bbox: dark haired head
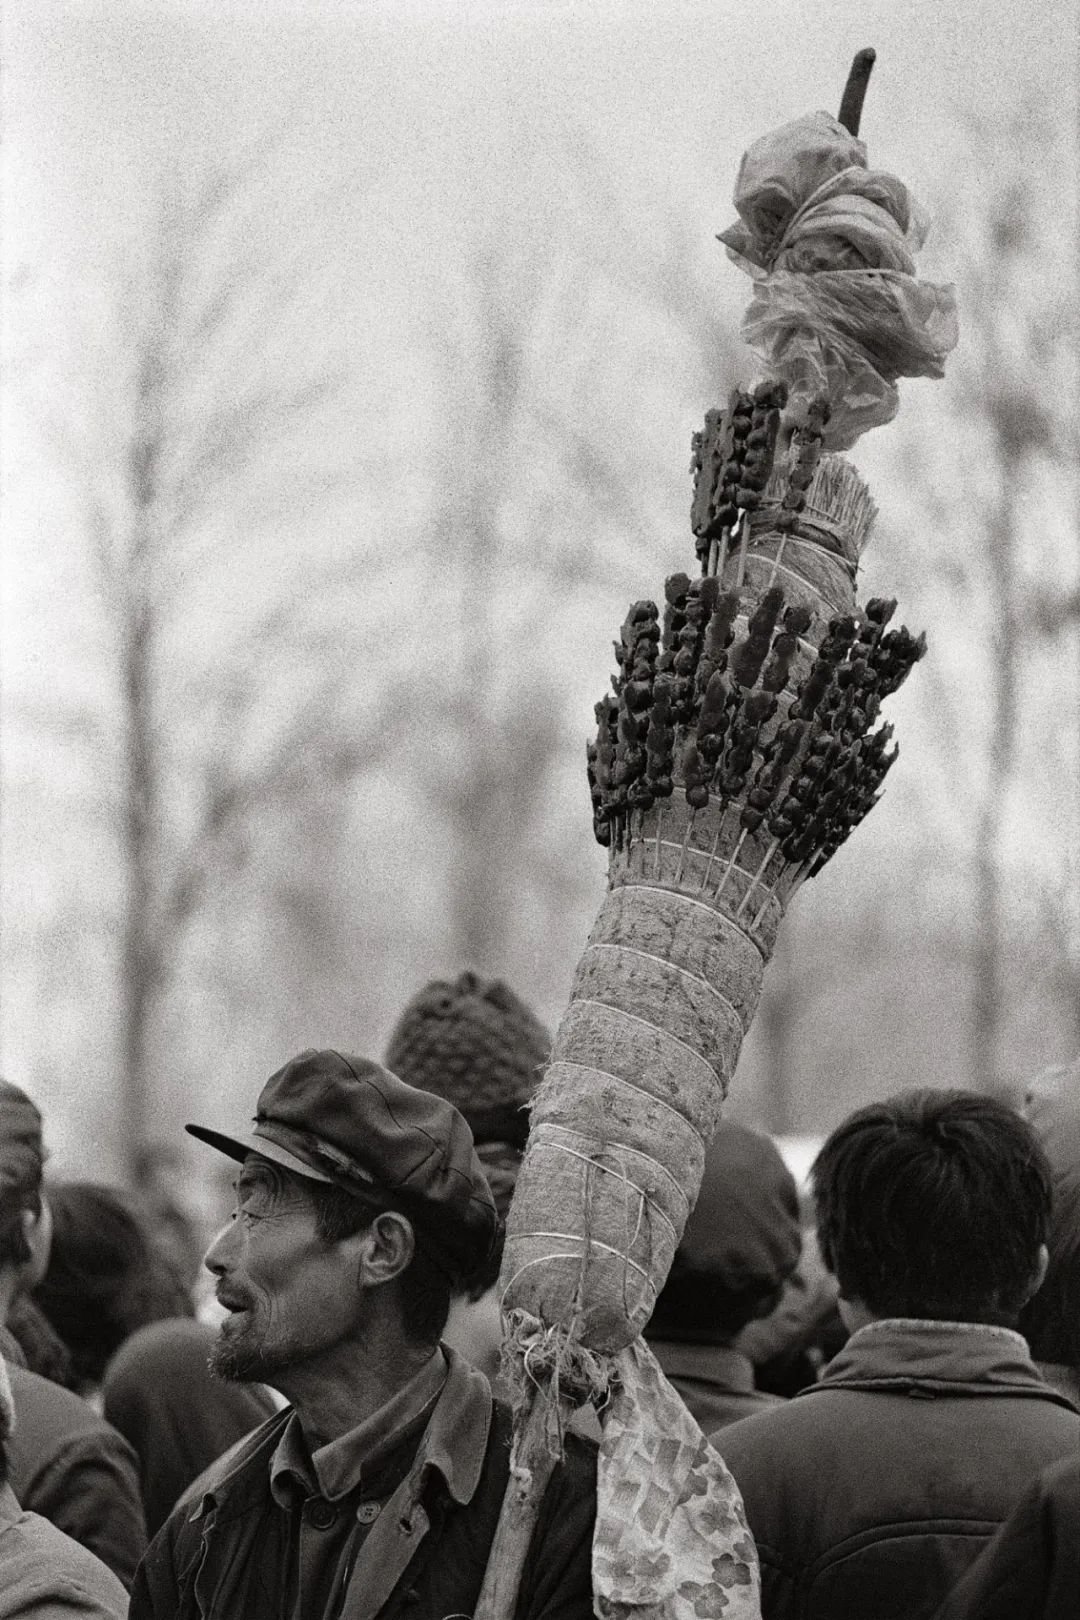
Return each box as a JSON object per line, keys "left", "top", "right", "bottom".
{"left": 33, "top": 1183, "right": 192, "bottom": 1391}
{"left": 1018, "top": 1170, "right": 1080, "bottom": 1366}
{"left": 812, "top": 1089, "right": 1052, "bottom": 1327}
{"left": 306, "top": 1180, "right": 453, "bottom": 1347}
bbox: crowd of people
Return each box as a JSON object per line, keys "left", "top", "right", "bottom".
{"left": 0, "top": 972, "right": 1077, "bottom": 1618}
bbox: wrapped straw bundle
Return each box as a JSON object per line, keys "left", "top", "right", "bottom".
{"left": 479, "top": 53, "right": 957, "bottom": 1620}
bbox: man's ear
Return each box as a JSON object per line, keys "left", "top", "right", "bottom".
{"left": 351, "top": 1212, "right": 416, "bottom": 1290}
{"left": 1023, "top": 1243, "right": 1050, "bottom": 1307}
{"left": 20, "top": 1198, "right": 52, "bottom": 1291}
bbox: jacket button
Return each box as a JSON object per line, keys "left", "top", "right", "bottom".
{"left": 356, "top": 1502, "right": 380, "bottom": 1525}
{"left": 306, "top": 1498, "right": 338, "bottom": 1530}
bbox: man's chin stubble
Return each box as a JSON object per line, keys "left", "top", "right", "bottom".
{"left": 210, "top": 1330, "right": 272, "bottom": 1384}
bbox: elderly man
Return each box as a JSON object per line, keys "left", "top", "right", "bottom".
{"left": 130, "top": 1049, "right": 596, "bottom": 1620}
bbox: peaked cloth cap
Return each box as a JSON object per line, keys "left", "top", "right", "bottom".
{"left": 186, "top": 1049, "right": 498, "bottom": 1281}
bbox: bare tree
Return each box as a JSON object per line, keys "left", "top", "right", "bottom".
{"left": 22, "top": 151, "right": 401, "bottom": 1176}
{"left": 889, "top": 122, "right": 1079, "bottom": 1097}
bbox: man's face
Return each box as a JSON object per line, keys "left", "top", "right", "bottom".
{"left": 205, "top": 1155, "right": 363, "bottom": 1383}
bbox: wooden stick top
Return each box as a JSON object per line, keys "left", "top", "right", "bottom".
{"left": 838, "top": 48, "right": 876, "bottom": 136}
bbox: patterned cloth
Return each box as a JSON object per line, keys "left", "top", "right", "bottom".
{"left": 592, "top": 1339, "right": 761, "bottom": 1620}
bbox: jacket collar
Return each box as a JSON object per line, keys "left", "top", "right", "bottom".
{"left": 269, "top": 1348, "right": 448, "bottom": 1505}
{"left": 648, "top": 1339, "right": 757, "bottom": 1394}
{"left": 410, "top": 1345, "right": 492, "bottom": 1506}
{"left": 805, "top": 1317, "right": 1080, "bottom": 1409}
{"left": 192, "top": 1344, "right": 491, "bottom": 1526}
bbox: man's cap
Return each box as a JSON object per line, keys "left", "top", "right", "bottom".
{"left": 186, "top": 1049, "right": 498, "bottom": 1281}
{"left": 0, "top": 1081, "right": 44, "bottom": 1194}
{"left": 384, "top": 971, "right": 550, "bottom": 1152}
{"left": 678, "top": 1120, "right": 802, "bottom": 1289}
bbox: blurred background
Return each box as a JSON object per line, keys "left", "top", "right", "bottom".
{"left": 2, "top": 0, "right": 1077, "bottom": 1239}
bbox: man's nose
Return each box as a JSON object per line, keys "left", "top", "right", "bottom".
{"left": 204, "top": 1216, "right": 241, "bottom": 1276}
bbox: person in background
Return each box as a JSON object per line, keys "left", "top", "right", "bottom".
{"left": 713, "top": 1089, "right": 1080, "bottom": 1620}
{"left": 736, "top": 1226, "right": 845, "bottom": 1397}
{"left": 34, "top": 1182, "right": 192, "bottom": 1404}
{"left": 1022, "top": 1055, "right": 1080, "bottom": 1180}
{"left": 4, "top": 1296, "right": 75, "bottom": 1391}
{"left": 643, "top": 1119, "right": 802, "bottom": 1431}
{"left": 131, "top": 1049, "right": 596, "bottom": 1620}
{"left": 384, "top": 970, "right": 550, "bottom": 1388}
{"left": 0, "top": 1355, "right": 127, "bottom": 1620}
{"left": 931, "top": 1453, "right": 1080, "bottom": 1620}
{"left": 131, "top": 1142, "right": 206, "bottom": 1299}
{"left": 0, "top": 1081, "right": 146, "bottom": 1589}
{"left": 1017, "top": 1168, "right": 1080, "bottom": 1407}
{"left": 103, "top": 1316, "right": 277, "bottom": 1538}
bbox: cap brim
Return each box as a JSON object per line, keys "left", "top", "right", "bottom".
{"left": 185, "top": 1123, "right": 335, "bottom": 1184}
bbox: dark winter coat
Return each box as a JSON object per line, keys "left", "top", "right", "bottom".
{"left": 933, "top": 1454, "right": 1080, "bottom": 1620}
{"left": 0, "top": 1482, "right": 128, "bottom": 1619}
{"left": 649, "top": 1340, "right": 783, "bottom": 1432}
{"left": 130, "top": 1350, "right": 597, "bottom": 1620}
{"left": 6, "top": 1362, "right": 147, "bottom": 1590}
{"left": 103, "top": 1317, "right": 277, "bottom": 1537}
{"left": 713, "top": 1318, "right": 1080, "bottom": 1620}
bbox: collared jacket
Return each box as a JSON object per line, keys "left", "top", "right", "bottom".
{"left": 0, "top": 1482, "right": 128, "bottom": 1619}
{"left": 648, "top": 1339, "right": 783, "bottom": 1432}
{"left": 130, "top": 1350, "right": 597, "bottom": 1620}
{"left": 5, "top": 1363, "right": 146, "bottom": 1590}
{"left": 713, "top": 1319, "right": 1080, "bottom": 1620}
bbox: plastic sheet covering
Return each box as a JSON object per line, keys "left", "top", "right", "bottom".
{"left": 718, "top": 112, "right": 958, "bottom": 450}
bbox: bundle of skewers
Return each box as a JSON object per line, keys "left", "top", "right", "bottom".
{"left": 478, "top": 49, "right": 957, "bottom": 1620}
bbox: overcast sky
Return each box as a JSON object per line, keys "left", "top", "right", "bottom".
{"left": 2, "top": 0, "right": 1077, "bottom": 1170}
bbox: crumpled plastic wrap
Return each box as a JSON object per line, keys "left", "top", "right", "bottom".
{"left": 718, "top": 111, "right": 958, "bottom": 450}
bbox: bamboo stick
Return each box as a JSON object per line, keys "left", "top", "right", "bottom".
{"left": 474, "top": 1387, "right": 565, "bottom": 1620}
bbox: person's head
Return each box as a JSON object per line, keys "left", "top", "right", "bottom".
{"left": 384, "top": 970, "right": 550, "bottom": 1231}
{"left": 189, "top": 1049, "right": 497, "bottom": 1387}
{"left": 1018, "top": 1169, "right": 1080, "bottom": 1369}
{"left": 0, "top": 1080, "right": 51, "bottom": 1304}
{"left": 33, "top": 1182, "right": 192, "bottom": 1393}
{"left": 646, "top": 1120, "right": 802, "bottom": 1346}
{"left": 812, "top": 1088, "right": 1052, "bottom": 1330}
{"left": 1022, "top": 1056, "right": 1080, "bottom": 1181}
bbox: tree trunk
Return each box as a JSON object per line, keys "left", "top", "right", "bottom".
{"left": 970, "top": 475, "right": 1021, "bottom": 1100}
{"left": 120, "top": 604, "right": 160, "bottom": 1183}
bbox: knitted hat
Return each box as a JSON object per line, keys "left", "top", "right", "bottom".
{"left": 384, "top": 972, "right": 550, "bottom": 1152}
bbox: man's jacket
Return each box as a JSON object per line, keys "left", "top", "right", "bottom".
{"left": 130, "top": 1351, "right": 597, "bottom": 1620}
{"left": 713, "top": 1319, "right": 1080, "bottom": 1620}
{"left": 933, "top": 1454, "right": 1080, "bottom": 1620}
{"left": 0, "top": 1482, "right": 128, "bottom": 1620}
{"left": 6, "top": 1363, "right": 146, "bottom": 1590}
{"left": 648, "top": 1338, "right": 783, "bottom": 1432}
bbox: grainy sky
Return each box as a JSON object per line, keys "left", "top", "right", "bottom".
{"left": 2, "top": 0, "right": 1077, "bottom": 1173}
